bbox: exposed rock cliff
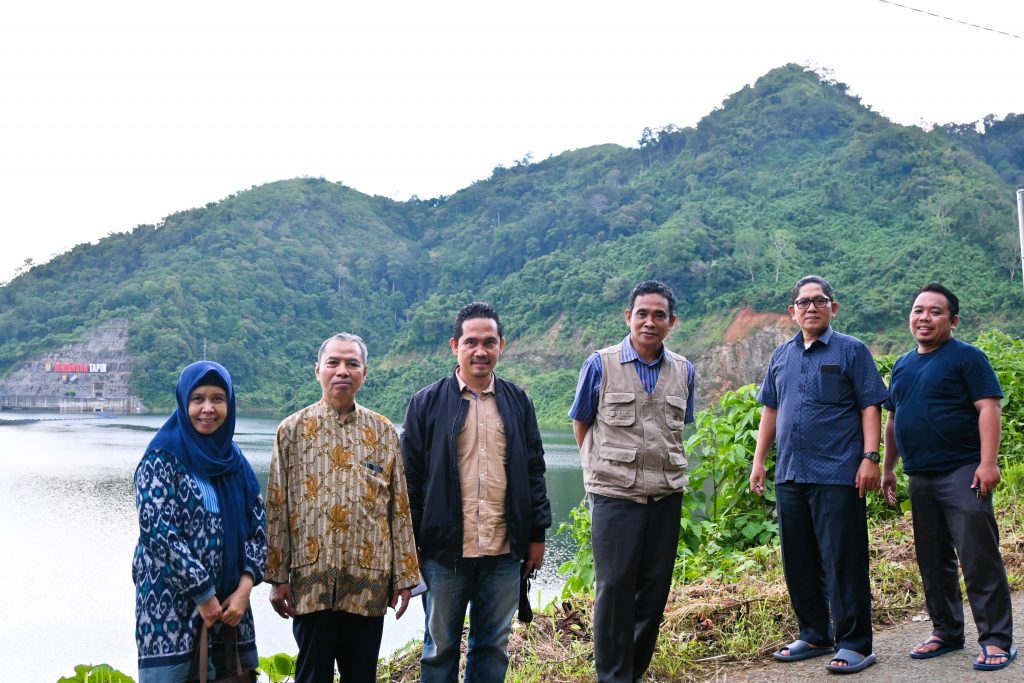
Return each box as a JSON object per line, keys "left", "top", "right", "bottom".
{"left": 692, "top": 309, "right": 793, "bottom": 406}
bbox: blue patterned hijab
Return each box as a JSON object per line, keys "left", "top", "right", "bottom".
{"left": 147, "top": 360, "right": 259, "bottom": 599}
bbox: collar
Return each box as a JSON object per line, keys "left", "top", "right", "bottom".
{"left": 619, "top": 334, "right": 664, "bottom": 367}
{"left": 792, "top": 325, "right": 834, "bottom": 348}
{"left": 456, "top": 369, "right": 496, "bottom": 397}
{"left": 319, "top": 397, "right": 360, "bottom": 423}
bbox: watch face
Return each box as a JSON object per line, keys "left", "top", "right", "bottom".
{"left": 864, "top": 451, "right": 880, "bottom": 462}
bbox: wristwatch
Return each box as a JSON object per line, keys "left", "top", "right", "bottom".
{"left": 862, "top": 451, "right": 881, "bottom": 463}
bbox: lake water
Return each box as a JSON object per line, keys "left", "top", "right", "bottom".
{"left": 0, "top": 412, "right": 585, "bottom": 682}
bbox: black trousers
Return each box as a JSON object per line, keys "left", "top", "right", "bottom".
{"left": 776, "top": 483, "right": 872, "bottom": 655}
{"left": 292, "top": 609, "right": 385, "bottom": 683}
{"left": 590, "top": 492, "right": 683, "bottom": 683}
{"left": 909, "top": 462, "right": 1013, "bottom": 650}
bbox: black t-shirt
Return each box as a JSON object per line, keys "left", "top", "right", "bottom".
{"left": 885, "top": 338, "right": 1002, "bottom": 474}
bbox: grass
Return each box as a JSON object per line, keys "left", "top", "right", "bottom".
{"left": 374, "top": 498, "right": 1024, "bottom": 682}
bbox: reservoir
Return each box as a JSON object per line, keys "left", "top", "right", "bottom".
{"left": 0, "top": 413, "right": 585, "bottom": 682}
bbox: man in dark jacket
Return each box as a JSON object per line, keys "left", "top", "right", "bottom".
{"left": 401, "top": 301, "right": 551, "bottom": 683}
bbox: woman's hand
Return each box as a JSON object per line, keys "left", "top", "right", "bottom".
{"left": 220, "top": 574, "right": 255, "bottom": 627}
{"left": 197, "top": 596, "right": 223, "bottom": 627}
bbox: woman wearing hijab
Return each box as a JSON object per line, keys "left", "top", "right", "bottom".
{"left": 133, "top": 361, "right": 267, "bottom": 682}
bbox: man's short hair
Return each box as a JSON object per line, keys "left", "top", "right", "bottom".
{"left": 790, "top": 275, "right": 835, "bottom": 303}
{"left": 317, "top": 332, "right": 368, "bottom": 365}
{"left": 629, "top": 280, "right": 677, "bottom": 316}
{"left": 917, "top": 283, "right": 960, "bottom": 318}
{"left": 453, "top": 302, "right": 504, "bottom": 341}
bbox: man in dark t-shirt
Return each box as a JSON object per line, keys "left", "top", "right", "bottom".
{"left": 882, "top": 283, "right": 1015, "bottom": 672}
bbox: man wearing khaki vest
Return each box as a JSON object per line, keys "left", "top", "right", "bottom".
{"left": 569, "top": 280, "right": 695, "bottom": 683}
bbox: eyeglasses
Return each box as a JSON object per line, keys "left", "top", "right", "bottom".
{"left": 793, "top": 297, "right": 832, "bottom": 310}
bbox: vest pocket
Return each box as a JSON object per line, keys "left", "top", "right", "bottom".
{"left": 663, "top": 450, "right": 688, "bottom": 488}
{"left": 592, "top": 444, "right": 638, "bottom": 487}
{"left": 600, "top": 392, "right": 636, "bottom": 426}
{"left": 665, "top": 395, "right": 687, "bottom": 429}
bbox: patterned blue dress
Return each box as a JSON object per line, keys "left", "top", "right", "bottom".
{"left": 133, "top": 448, "right": 267, "bottom": 675}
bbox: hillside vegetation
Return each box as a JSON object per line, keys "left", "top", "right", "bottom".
{"left": 1, "top": 64, "right": 1022, "bottom": 421}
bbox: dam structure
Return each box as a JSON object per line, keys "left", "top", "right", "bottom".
{"left": 0, "top": 318, "right": 145, "bottom": 413}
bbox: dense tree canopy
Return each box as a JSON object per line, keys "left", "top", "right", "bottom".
{"left": 1, "top": 64, "right": 1021, "bottom": 422}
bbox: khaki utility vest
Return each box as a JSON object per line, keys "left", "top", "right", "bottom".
{"left": 580, "top": 343, "right": 689, "bottom": 503}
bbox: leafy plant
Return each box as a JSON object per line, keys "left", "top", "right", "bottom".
{"left": 57, "top": 664, "right": 135, "bottom": 683}
{"left": 258, "top": 652, "right": 297, "bottom": 682}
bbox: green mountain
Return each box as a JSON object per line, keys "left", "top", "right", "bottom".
{"left": 2, "top": 64, "right": 1022, "bottom": 423}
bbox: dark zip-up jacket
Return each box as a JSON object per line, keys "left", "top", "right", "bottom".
{"left": 400, "top": 370, "right": 551, "bottom": 563}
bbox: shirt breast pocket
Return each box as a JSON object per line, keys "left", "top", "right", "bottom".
{"left": 820, "top": 364, "right": 842, "bottom": 404}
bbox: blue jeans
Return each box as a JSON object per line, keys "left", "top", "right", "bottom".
{"left": 420, "top": 554, "right": 520, "bottom": 683}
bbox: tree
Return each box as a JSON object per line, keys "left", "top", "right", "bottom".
{"left": 733, "top": 229, "right": 765, "bottom": 283}
{"left": 768, "top": 230, "right": 792, "bottom": 283}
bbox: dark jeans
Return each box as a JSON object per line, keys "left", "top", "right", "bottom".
{"left": 292, "top": 609, "right": 385, "bottom": 683}
{"left": 591, "top": 492, "right": 682, "bottom": 683}
{"left": 776, "top": 483, "right": 872, "bottom": 655}
{"left": 909, "top": 462, "right": 1013, "bottom": 649}
{"left": 420, "top": 554, "right": 521, "bottom": 683}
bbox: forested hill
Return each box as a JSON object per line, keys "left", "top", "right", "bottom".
{"left": 1, "top": 64, "right": 1022, "bottom": 422}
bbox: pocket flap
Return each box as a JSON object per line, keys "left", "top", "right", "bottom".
{"left": 605, "top": 392, "right": 635, "bottom": 404}
{"left": 601, "top": 445, "right": 637, "bottom": 463}
{"left": 666, "top": 395, "right": 686, "bottom": 410}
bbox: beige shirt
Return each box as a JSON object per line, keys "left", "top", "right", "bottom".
{"left": 265, "top": 399, "right": 420, "bottom": 617}
{"left": 456, "top": 373, "right": 510, "bottom": 557}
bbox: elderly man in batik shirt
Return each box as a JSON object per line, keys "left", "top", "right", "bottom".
{"left": 267, "top": 333, "right": 420, "bottom": 683}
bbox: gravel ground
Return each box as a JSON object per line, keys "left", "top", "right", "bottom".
{"left": 715, "top": 591, "right": 1023, "bottom": 682}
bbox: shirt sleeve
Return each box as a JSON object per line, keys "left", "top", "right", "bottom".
{"left": 264, "top": 424, "right": 291, "bottom": 584}
{"left": 135, "top": 450, "right": 215, "bottom": 604}
{"left": 243, "top": 485, "right": 268, "bottom": 585}
{"left": 568, "top": 352, "right": 603, "bottom": 424}
{"left": 851, "top": 342, "right": 889, "bottom": 408}
{"left": 385, "top": 425, "right": 421, "bottom": 591}
{"left": 756, "top": 348, "right": 781, "bottom": 409}
{"left": 963, "top": 345, "right": 1003, "bottom": 401}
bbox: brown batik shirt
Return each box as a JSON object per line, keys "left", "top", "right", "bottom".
{"left": 266, "top": 399, "right": 420, "bottom": 617}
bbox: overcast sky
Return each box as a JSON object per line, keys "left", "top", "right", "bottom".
{"left": 1, "top": 0, "right": 1021, "bottom": 283}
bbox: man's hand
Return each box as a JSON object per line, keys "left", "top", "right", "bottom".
{"left": 749, "top": 463, "right": 766, "bottom": 496}
{"left": 390, "top": 588, "right": 412, "bottom": 619}
{"left": 197, "top": 596, "right": 223, "bottom": 627}
{"left": 522, "top": 541, "right": 544, "bottom": 578}
{"left": 972, "top": 462, "right": 1001, "bottom": 498}
{"left": 270, "top": 583, "right": 297, "bottom": 619}
{"left": 855, "top": 459, "right": 881, "bottom": 498}
{"left": 881, "top": 471, "right": 899, "bottom": 507}
{"left": 220, "top": 574, "right": 254, "bottom": 627}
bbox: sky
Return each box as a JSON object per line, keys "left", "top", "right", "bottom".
{"left": 1, "top": 0, "right": 1022, "bottom": 283}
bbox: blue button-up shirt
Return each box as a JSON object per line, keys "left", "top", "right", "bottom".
{"left": 569, "top": 335, "right": 696, "bottom": 426}
{"left": 756, "top": 327, "right": 887, "bottom": 486}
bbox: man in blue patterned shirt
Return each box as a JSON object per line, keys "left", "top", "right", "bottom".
{"left": 749, "top": 275, "right": 888, "bottom": 674}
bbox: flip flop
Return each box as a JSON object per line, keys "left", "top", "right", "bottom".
{"left": 909, "top": 636, "right": 964, "bottom": 659}
{"left": 773, "top": 639, "right": 834, "bottom": 661}
{"left": 825, "top": 648, "right": 877, "bottom": 674}
{"left": 973, "top": 644, "right": 1017, "bottom": 671}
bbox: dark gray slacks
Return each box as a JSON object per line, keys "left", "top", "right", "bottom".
{"left": 776, "top": 483, "right": 873, "bottom": 655}
{"left": 909, "top": 462, "right": 1013, "bottom": 650}
{"left": 590, "top": 492, "right": 683, "bottom": 683}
